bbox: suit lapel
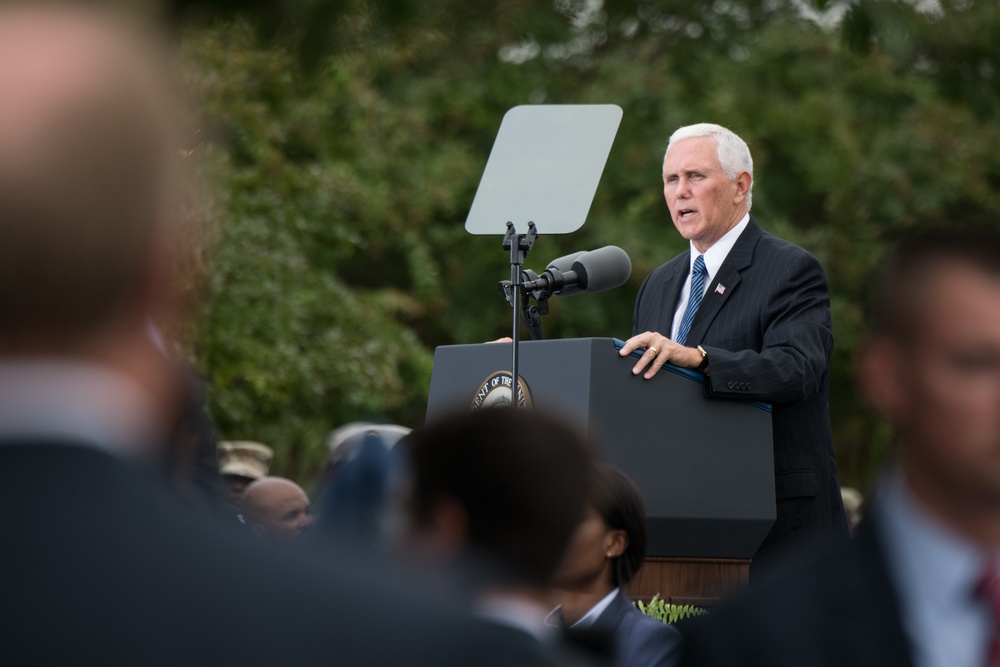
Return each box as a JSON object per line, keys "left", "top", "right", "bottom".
{"left": 684, "top": 218, "right": 763, "bottom": 345}
{"left": 591, "top": 589, "right": 629, "bottom": 633}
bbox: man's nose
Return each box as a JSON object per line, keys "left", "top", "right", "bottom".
{"left": 675, "top": 176, "right": 692, "bottom": 197}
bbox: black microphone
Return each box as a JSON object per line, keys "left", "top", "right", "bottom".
{"left": 524, "top": 245, "right": 632, "bottom": 298}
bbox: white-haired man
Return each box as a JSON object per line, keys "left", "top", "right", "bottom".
{"left": 619, "top": 124, "right": 847, "bottom": 572}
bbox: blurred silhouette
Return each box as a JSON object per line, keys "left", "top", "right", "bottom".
{"left": 840, "top": 487, "right": 865, "bottom": 536}
{"left": 0, "top": 5, "right": 527, "bottom": 665}
{"left": 681, "top": 227, "right": 1000, "bottom": 667}
{"left": 400, "top": 408, "right": 610, "bottom": 666}
{"left": 310, "top": 422, "right": 410, "bottom": 542}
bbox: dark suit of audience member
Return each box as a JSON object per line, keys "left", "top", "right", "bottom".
{"left": 0, "top": 8, "right": 522, "bottom": 665}
{"left": 679, "top": 515, "right": 912, "bottom": 667}
{"left": 598, "top": 590, "right": 684, "bottom": 667}
{"left": 680, "top": 229, "right": 1000, "bottom": 667}
{"left": 0, "top": 432, "right": 525, "bottom": 666}
{"left": 621, "top": 124, "right": 846, "bottom": 571}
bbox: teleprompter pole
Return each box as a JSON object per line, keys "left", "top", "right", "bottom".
{"left": 502, "top": 221, "right": 536, "bottom": 407}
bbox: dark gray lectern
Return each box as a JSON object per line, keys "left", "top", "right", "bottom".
{"left": 426, "top": 337, "right": 775, "bottom": 560}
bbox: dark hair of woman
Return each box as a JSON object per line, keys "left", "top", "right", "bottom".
{"left": 590, "top": 462, "right": 647, "bottom": 587}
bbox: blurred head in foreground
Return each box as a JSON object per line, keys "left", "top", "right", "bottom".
{"left": 242, "top": 477, "right": 312, "bottom": 541}
{"left": 859, "top": 227, "right": 1000, "bottom": 545}
{"left": 402, "top": 408, "right": 595, "bottom": 594}
{"left": 0, "top": 2, "right": 191, "bottom": 420}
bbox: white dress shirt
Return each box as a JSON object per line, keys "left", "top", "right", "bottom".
{"left": 569, "top": 587, "right": 620, "bottom": 629}
{"left": 875, "top": 469, "right": 995, "bottom": 667}
{"left": 670, "top": 213, "right": 750, "bottom": 341}
{"left": 0, "top": 359, "right": 164, "bottom": 457}
{"left": 478, "top": 592, "right": 558, "bottom": 644}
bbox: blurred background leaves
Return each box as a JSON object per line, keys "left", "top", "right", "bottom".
{"left": 163, "top": 0, "right": 1000, "bottom": 486}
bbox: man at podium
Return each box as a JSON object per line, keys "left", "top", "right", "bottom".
{"left": 619, "top": 123, "right": 847, "bottom": 571}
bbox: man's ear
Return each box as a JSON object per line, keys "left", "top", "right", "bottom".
{"left": 857, "top": 337, "right": 907, "bottom": 421}
{"left": 733, "top": 171, "right": 751, "bottom": 204}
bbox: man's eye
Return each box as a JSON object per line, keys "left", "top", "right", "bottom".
{"left": 950, "top": 352, "right": 1000, "bottom": 374}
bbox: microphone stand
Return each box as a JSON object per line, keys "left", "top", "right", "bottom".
{"left": 501, "top": 221, "right": 536, "bottom": 408}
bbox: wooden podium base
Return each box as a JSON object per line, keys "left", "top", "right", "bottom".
{"left": 626, "top": 557, "right": 750, "bottom": 608}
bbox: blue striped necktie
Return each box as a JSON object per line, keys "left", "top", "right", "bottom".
{"left": 676, "top": 254, "right": 707, "bottom": 346}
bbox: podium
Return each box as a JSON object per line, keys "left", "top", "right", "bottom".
{"left": 426, "top": 337, "right": 775, "bottom": 605}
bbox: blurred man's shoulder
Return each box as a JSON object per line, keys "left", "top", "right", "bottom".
{"left": 679, "top": 523, "right": 910, "bottom": 667}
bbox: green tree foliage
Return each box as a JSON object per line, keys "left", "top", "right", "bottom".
{"left": 179, "top": 1, "right": 1000, "bottom": 485}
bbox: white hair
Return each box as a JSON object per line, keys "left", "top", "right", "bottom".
{"left": 667, "top": 123, "right": 754, "bottom": 210}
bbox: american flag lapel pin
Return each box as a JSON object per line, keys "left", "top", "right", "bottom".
{"left": 715, "top": 283, "right": 726, "bottom": 295}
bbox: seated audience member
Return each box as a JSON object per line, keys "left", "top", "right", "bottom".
{"left": 218, "top": 440, "right": 273, "bottom": 509}
{"left": 242, "top": 476, "right": 312, "bottom": 541}
{"left": 549, "top": 463, "right": 682, "bottom": 667}
{"left": 840, "top": 486, "right": 864, "bottom": 536}
{"left": 401, "top": 408, "right": 609, "bottom": 666}
{"left": 0, "top": 6, "right": 528, "bottom": 664}
{"left": 311, "top": 423, "right": 410, "bottom": 541}
{"left": 328, "top": 422, "right": 412, "bottom": 459}
{"left": 680, "top": 228, "right": 1000, "bottom": 667}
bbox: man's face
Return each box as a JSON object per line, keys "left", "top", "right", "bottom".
{"left": 223, "top": 475, "right": 253, "bottom": 508}
{"left": 249, "top": 483, "right": 312, "bottom": 540}
{"left": 870, "top": 264, "right": 1000, "bottom": 516}
{"left": 662, "top": 136, "right": 749, "bottom": 253}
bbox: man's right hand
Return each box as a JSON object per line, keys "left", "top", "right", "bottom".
{"left": 619, "top": 331, "right": 703, "bottom": 379}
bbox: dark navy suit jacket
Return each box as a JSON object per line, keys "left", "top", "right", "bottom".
{"left": 0, "top": 441, "right": 517, "bottom": 666}
{"left": 593, "top": 589, "right": 682, "bottom": 667}
{"left": 679, "top": 518, "right": 913, "bottom": 667}
{"left": 632, "top": 218, "right": 847, "bottom": 568}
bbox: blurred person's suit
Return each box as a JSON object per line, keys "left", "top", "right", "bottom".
{"left": 680, "top": 230, "right": 1000, "bottom": 667}
{"left": 0, "top": 402, "right": 505, "bottom": 665}
{"left": 0, "top": 6, "right": 514, "bottom": 665}
{"left": 677, "top": 514, "right": 912, "bottom": 667}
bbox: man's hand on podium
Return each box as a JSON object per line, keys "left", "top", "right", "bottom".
{"left": 619, "top": 331, "right": 704, "bottom": 380}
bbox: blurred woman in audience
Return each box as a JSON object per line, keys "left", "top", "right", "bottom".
{"left": 549, "top": 463, "right": 682, "bottom": 667}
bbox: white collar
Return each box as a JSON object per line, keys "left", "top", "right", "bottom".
{"left": 0, "top": 358, "right": 165, "bottom": 458}
{"left": 876, "top": 468, "right": 993, "bottom": 667}
{"left": 689, "top": 212, "right": 750, "bottom": 280}
{"left": 477, "top": 592, "right": 556, "bottom": 643}
{"left": 569, "top": 587, "right": 620, "bottom": 630}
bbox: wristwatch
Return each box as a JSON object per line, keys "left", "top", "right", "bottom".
{"left": 696, "top": 345, "right": 710, "bottom": 371}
